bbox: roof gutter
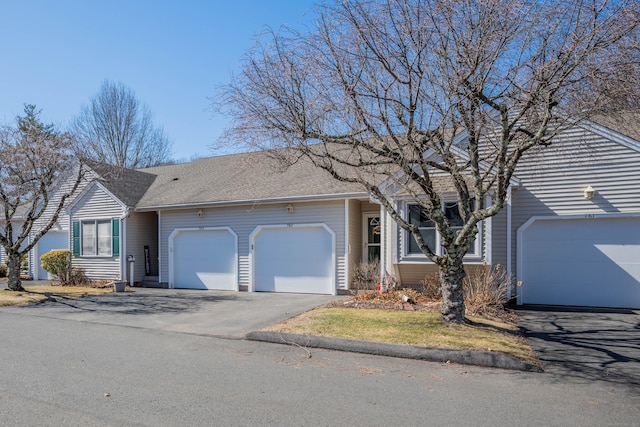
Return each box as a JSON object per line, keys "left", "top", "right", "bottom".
{"left": 132, "top": 191, "right": 370, "bottom": 212}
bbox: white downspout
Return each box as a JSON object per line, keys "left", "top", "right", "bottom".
{"left": 120, "top": 209, "right": 129, "bottom": 281}
{"left": 506, "top": 186, "right": 513, "bottom": 299}
{"left": 379, "top": 203, "right": 386, "bottom": 286}
{"left": 344, "top": 199, "right": 350, "bottom": 293}
{"left": 157, "top": 210, "right": 162, "bottom": 284}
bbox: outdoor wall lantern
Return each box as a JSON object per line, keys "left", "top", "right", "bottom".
{"left": 287, "top": 203, "right": 294, "bottom": 214}
{"left": 197, "top": 209, "right": 205, "bottom": 218}
{"left": 584, "top": 185, "right": 595, "bottom": 200}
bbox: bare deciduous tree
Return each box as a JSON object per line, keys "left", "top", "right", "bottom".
{"left": 217, "top": 0, "right": 640, "bottom": 323}
{"left": 0, "top": 105, "right": 83, "bottom": 291}
{"left": 73, "top": 81, "right": 172, "bottom": 169}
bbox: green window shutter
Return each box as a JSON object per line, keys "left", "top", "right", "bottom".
{"left": 112, "top": 219, "right": 120, "bottom": 257}
{"left": 72, "top": 221, "right": 80, "bottom": 256}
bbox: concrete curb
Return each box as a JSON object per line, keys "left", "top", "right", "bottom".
{"left": 245, "top": 331, "right": 543, "bottom": 373}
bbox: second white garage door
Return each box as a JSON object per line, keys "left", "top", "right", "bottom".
{"left": 252, "top": 224, "right": 335, "bottom": 294}
{"left": 170, "top": 228, "right": 238, "bottom": 290}
{"left": 36, "top": 231, "right": 69, "bottom": 280}
{"left": 519, "top": 216, "right": 640, "bottom": 308}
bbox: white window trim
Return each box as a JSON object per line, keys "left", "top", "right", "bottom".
{"left": 80, "top": 218, "right": 113, "bottom": 257}
{"left": 400, "top": 200, "right": 482, "bottom": 262}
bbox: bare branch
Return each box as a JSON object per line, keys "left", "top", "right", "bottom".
{"left": 72, "top": 81, "right": 173, "bottom": 168}
{"left": 0, "top": 105, "right": 85, "bottom": 291}
{"left": 215, "top": 0, "right": 640, "bottom": 322}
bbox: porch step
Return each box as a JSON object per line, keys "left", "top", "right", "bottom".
{"left": 140, "top": 276, "right": 167, "bottom": 289}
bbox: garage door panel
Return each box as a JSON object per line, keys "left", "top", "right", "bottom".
{"left": 172, "top": 229, "right": 237, "bottom": 290}
{"left": 521, "top": 217, "right": 640, "bottom": 308}
{"left": 37, "top": 232, "right": 68, "bottom": 280}
{"left": 253, "top": 226, "right": 334, "bottom": 294}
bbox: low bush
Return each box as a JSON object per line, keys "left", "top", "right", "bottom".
{"left": 418, "top": 265, "right": 512, "bottom": 318}
{"left": 40, "top": 250, "right": 72, "bottom": 282}
{"left": 63, "top": 268, "right": 88, "bottom": 287}
{"left": 352, "top": 260, "right": 380, "bottom": 291}
{"left": 463, "top": 263, "right": 512, "bottom": 317}
{"left": 0, "top": 263, "right": 7, "bottom": 278}
{"left": 419, "top": 272, "right": 441, "bottom": 299}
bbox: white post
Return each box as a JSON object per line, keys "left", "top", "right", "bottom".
{"left": 127, "top": 255, "right": 135, "bottom": 287}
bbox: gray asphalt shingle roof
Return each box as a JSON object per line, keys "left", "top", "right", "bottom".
{"left": 591, "top": 111, "right": 640, "bottom": 142}
{"left": 92, "top": 112, "right": 640, "bottom": 210}
{"left": 87, "top": 163, "right": 156, "bottom": 208}
{"left": 134, "top": 151, "right": 366, "bottom": 209}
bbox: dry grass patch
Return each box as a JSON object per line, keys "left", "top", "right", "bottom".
{"left": 264, "top": 307, "right": 538, "bottom": 365}
{"left": 0, "top": 285, "right": 113, "bottom": 306}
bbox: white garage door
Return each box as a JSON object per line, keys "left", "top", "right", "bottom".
{"left": 252, "top": 225, "right": 334, "bottom": 294}
{"left": 519, "top": 217, "right": 640, "bottom": 308}
{"left": 171, "top": 228, "right": 237, "bottom": 290}
{"left": 37, "top": 231, "right": 68, "bottom": 280}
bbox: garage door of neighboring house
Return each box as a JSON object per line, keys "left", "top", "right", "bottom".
{"left": 251, "top": 224, "right": 335, "bottom": 294}
{"left": 518, "top": 216, "right": 640, "bottom": 308}
{"left": 36, "top": 231, "right": 68, "bottom": 280}
{"left": 170, "top": 228, "right": 238, "bottom": 290}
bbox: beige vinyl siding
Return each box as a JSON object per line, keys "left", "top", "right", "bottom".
{"left": 347, "top": 199, "right": 362, "bottom": 288}
{"left": 397, "top": 264, "right": 494, "bottom": 288}
{"left": 158, "top": 199, "right": 347, "bottom": 291}
{"left": 507, "top": 127, "right": 640, "bottom": 278}
{"left": 347, "top": 201, "right": 381, "bottom": 289}
{"left": 70, "top": 184, "right": 125, "bottom": 280}
{"left": 396, "top": 264, "right": 440, "bottom": 285}
{"left": 125, "top": 211, "right": 158, "bottom": 282}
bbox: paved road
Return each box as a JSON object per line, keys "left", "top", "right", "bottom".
{"left": 0, "top": 308, "right": 638, "bottom": 426}
{"left": 518, "top": 306, "right": 640, "bottom": 386}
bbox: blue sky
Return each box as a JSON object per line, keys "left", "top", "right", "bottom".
{"left": 0, "top": 1, "right": 317, "bottom": 161}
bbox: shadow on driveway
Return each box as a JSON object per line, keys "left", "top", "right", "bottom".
{"left": 40, "top": 289, "right": 239, "bottom": 316}
{"left": 0, "top": 288, "right": 341, "bottom": 339}
{"left": 517, "top": 305, "right": 640, "bottom": 385}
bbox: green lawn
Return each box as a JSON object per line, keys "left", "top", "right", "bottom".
{"left": 263, "top": 307, "right": 538, "bottom": 365}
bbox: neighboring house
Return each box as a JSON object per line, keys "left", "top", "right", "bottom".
{"left": 30, "top": 115, "right": 640, "bottom": 309}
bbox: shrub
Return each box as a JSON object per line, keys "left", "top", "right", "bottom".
{"left": 352, "top": 260, "right": 380, "bottom": 291}
{"left": 419, "top": 272, "right": 441, "bottom": 299}
{"left": 463, "top": 263, "right": 512, "bottom": 316}
{"left": 64, "top": 267, "right": 88, "bottom": 286}
{"left": 0, "top": 263, "right": 7, "bottom": 277}
{"left": 40, "top": 250, "right": 72, "bottom": 282}
{"left": 419, "top": 264, "right": 512, "bottom": 315}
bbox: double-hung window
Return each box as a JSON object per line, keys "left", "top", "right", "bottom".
{"left": 406, "top": 201, "right": 478, "bottom": 257}
{"left": 407, "top": 205, "right": 436, "bottom": 254}
{"left": 73, "top": 219, "right": 120, "bottom": 257}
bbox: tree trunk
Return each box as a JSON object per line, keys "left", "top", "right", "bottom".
{"left": 6, "top": 252, "right": 24, "bottom": 292}
{"left": 439, "top": 258, "right": 466, "bottom": 323}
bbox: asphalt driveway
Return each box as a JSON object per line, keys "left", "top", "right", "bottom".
{"left": 517, "top": 306, "right": 640, "bottom": 385}
{"left": 0, "top": 288, "right": 343, "bottom": 338}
